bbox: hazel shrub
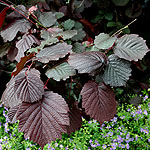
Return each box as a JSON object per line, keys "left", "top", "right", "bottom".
{"left": 0, "top": 90, "right": 150, "bottom": 150}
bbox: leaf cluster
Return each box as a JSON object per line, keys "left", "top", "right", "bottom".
{"left": 0, "top": 0, "right": 149, "bottom": 149}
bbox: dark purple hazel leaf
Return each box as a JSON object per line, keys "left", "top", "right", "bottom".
{"left": 15, "top": 34, "right": 40, "bottom": 62}
{"left": 1, "top": 77, "right": 21, "bottom": 108}
{"left": 67, "top": 103, "right": 82, "bottom": 135}
{"left": 7, "top": 105, "right": 20, "bottom": 123}
{"left": 114, "top": 34, "right": 149, "bottom": 61}
{"left": 68, "top": 51, "right": 107, "bottom": 76}
{"left": 36, "top": 43, "right": 72, "bottom": 63}
{"left": 0, "top": 19, "right": 32, "bottom": 42}
{"left": 14, "top": 68, "right": 44, "bottom": 103}
{"left": 7, "top": 5, "right": 28, "bottom": 19}
{"left": 81, "top": 80, "right": 117, "bottom": 125}
{"left": 16, "top": 91, "right": 70, "bottom": 149}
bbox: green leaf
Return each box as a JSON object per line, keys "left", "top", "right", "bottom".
{"left": 73, "top": 42, "right": 85, "bottom": 53}
{"left": 45, "top": 62, "right": 76, "bottom": 81}
{"left": 72, "top": 29, "right": 86, "bottom": 41}
{"left": 107, "top": 22, "right": 116, "bottom": 27}
{"left": 104, "top": 12, "right": 113, "bottom": 21}
{"left": 55, "top": 12, "right": 64, "bottom": 19}
{"left": 28, "top": 37, "right": 58, "bottom": 53}
{"left": 114, "top": 34, "right": 149, "bottom": 61}
{"left": 37, "top": 11, "right": 57, "bottom": 27}
{"left": 91, "top": 15, "right": 103, "bottom": 23}
{"left": 57, "top": 30, "right": 77, "bottom": 40}
{"left": 41, "top": 29, "right": 77, "bottom": 41}
{"left": 111, "top": 0, "right": 129, "bottom": 6}
{"left": 94, "top": 33, "right": 117, "bottom": 50}
{"left": 102, "top": 54, "right": 132, "bottom": 87}
{"left": 63, "top": 19, "right": 75, "bottom": 30}
{"left": 74, "top": 21, "right": 84, "bottom": 29}
{"left": 40, "top": 28, "right": 63, "bottom": 40}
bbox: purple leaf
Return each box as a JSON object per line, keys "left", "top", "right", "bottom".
{"left": 15, "top": 34, "right": 40, "bottom": 62}
{"left": 67, "top": 104, "right": 82, "bottom": 135}
{"left": 36, "top": 43, "right": 72, "bottom": 63}
{"left": 14, "top": 68, "right": 44, "bottom": 103}
{"left": 0, "top": 19, "right": 32, "bottom": 42}
{"left": 68, "top": 51, "right": 107, "bottom": 76}
{"left": 7, "top": 105, "right": 20, "bottom": 123}
{"left": 1, "top": 77, "right": 21, "bottom": 108}
{"left": 81, "top": 80, "right": 117, "bottom": 125}
{"left": 7, "top": 5, "right": 28, "bottom": 19}
{"left": 114, "top": 34, "right": 149, "bottom": 61}
{"left": 16, "top": 91, "right": 70, "bottom": 149}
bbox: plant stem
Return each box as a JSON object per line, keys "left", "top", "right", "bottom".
{"left": 111, "top": 19, "right": 137, "bottom": 37}
{"left": 0, "top": 0, "right": 47, "bottom": 29}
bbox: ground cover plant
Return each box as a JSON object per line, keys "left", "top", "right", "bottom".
{"left": 0, "top": 0, "right": 150, "bottom": 149}
{"left": 0, "top": 90, "right": 150, "bottom": 149}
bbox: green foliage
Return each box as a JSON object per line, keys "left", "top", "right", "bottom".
{"left": 1, "top": 90, "right": 150, "bottom": 149}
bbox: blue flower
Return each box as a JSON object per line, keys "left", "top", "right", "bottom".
{"left": 127, "top": 108, "right": 131, "bottom": 112}
{"left": 141, "top": 128, "right": 149, "bottom": 134}
{"left": 143, "top": 110, "right": 148, "bottom": 115}
{"left": 120, "top": 116, "right": 125, "bottom": 119}
{"left": 102, "top": 144, "right": 107, "bottom": 149}
{"left": 143, "top": 95, "right": 148, "bottom": 101}
{"left": 111, "top": 143, "right": 117, "bottom": 149}
{"left": 126, "top": 133, "right": 130, "bottom": 139}
{"left": 126, "top": 143, "right": 130, "bottom": 149}
{"left": 88, "top": 121, "right": 92, "bottom": 124}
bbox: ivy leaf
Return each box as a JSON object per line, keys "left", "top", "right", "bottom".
{"left": 72, "top": 29, "right": 86, "bottom": 41}
{"left": 16, "top": 91, "right": 70, "bottom": 149}
{"left": 0, "top": 19, "right": 32, "bottom": 42}
{"left": 94, "top": 33, "right": 117, "bottom": 50}
{"left": 67, "top": 104, "right": 82, "bottom": 135}
{"left": 102, "top": 54, "right": 132, "bottom": 87}
{"left": 45, "top": 62, "right": 76, "bottom": 81}
{"left": 81, "top": 80, "right": 117, "bottom": 124}
{"left": 1, "top": 77, "right": 21, "bottom": 108}
{"left": 14, "top": 68, "right": 44, "bottom": 103}
{"left": 68, "top": 51, "right": 107, "bottom": 76}
{"left": 37, "top": 11, "right": 57, "bottom": 27}
{"left": 113, "top": 34, "right": 149, "bottom": 61}
{"left": 36, "top": 43, "right": 72, "bottom": 63}
{"left": 63, "top": 19, "right": 75, "bottom": 30}
{"left": 15, "top": 34, "right": 40, "bottom": 62}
